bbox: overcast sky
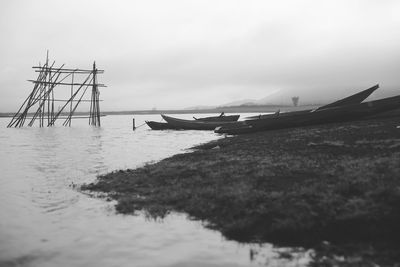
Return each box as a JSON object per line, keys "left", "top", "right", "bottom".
{"left": 0, "top": 0, "right": 399, "bottom": 112}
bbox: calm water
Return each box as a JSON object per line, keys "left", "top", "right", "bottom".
{"left": 0, "top": 114, "right": 310, "bottom": 267}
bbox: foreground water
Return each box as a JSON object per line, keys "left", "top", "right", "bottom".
{"left": 0, "top": 114, "right": 310, "bottom": 267}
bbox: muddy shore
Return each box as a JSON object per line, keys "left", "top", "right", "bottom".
{"left": 82, "top": 117, "right": 400, "bottom": 265}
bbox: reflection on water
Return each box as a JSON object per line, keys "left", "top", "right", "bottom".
{"left": 0, "top": 114, "right": 310, "bottom": 267}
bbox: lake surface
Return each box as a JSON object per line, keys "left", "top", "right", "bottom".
{"left": 0, "top": 114, "right": 310, "bottom": 267}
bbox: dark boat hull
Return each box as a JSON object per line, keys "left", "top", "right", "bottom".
{"left": 146, "top": 121, "right": 179, "bottom": 130}
{"left": 216, "top": 94, "right": 400, "bottom": 134}
{"left": 161, "top": 114, "right": 238, "bottom": 130}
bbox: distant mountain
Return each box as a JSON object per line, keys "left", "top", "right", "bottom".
{"left": 218, "top": 89, "right": 292, "bottom": 107}
{"left": 218, "top": 99, "right": 257, "bottom": 107}
{"left": 185, "top": 89, "right": 308, "bottom": 110}
{"left": 253, "top": 89, "right": 291, "bottom": 106}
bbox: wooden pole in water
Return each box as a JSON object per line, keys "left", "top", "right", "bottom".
{"left": 95, "top": 62, "right": 100, "bottom": 127}
{"left": 69, "top": 72, "right": 74, "bottom": 127}
{"left": 47, "top": 67, "right": 50, "bottom": 125}
{"left": 89, "top": 72, "right": 93, "bottom": 125}
{"left": 132, "top": 118, "right": 136, "bottom": 130}
{"left": 88, "top": 61, "right": 101, "bottom": 127}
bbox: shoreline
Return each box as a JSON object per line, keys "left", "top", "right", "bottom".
{"left": 0, "top": 104, "right": 317, "bottom": 118}
{"left": 82, "top": 117, "right": 400, "bottom": 265}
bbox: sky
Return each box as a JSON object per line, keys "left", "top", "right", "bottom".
{"left": 0, "top": 0, "right": 399, "bottom": 112}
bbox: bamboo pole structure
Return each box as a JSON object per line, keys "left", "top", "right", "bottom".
{"left": 7, "top": 54, "right": 105, "bottom": 128}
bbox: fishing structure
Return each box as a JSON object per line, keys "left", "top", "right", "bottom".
{"left": 7, "top": 54, "right": 105, "bottom": 128}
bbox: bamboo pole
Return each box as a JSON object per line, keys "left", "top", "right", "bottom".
{"left": 90, "top": 61, "right": 101, "bottom": 127}
{"left": 33, "top": 67, "right": 104, "bottom": 73}
{"left": 27, "top": 80, "right": 106, "bottom": 87}
{"left": 92, "top": 62, "right": 97, "bottom": 126}
{"left": 89, "top": 72, "right": 94, "bottom": 125}
{"left": 47, "top": 64, "right": 52, "bottom": 125}
{"left": 30, "top": 98, "right": 102, "bottom": 102}
{"left": 51, "top": 89, "right": 55, "bottom": 122}
{"left": 96, "top": 87, "right": 101, "bottom": 126}
{"left": 69, "top": 72, "right": 74, "bottom": 126}
{"left": 95, "top": 63, "right": 101, "bottom": 127}
{"left": 41, "top": 53, "right": 49, "bottom": 127}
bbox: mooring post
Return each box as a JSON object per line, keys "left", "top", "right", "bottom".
{"left": 132, "top": 117, "right": 136, "bottom": 130}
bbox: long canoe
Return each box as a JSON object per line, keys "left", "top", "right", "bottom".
{"left": 215, "top": 94, "right": 400, "bottom": 134}
{"left": 193, "top": 114, "right": 240, "bottom": 122}
{"left": 161, "top": 114, "right": 238, "bottom": 130}
{"left": 245, "top": 84, "right": 379, "bottom": 120}
{"left": 145, "top": 121, "right": 180, "bottom": 130}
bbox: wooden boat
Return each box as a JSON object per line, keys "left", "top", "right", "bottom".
{"left": 314, "top": 84, "right": 379, "bottom": 110}
{"left": 215, "top": 94, "right": 400, "bottom": 134}
{"left": 147, "top": 114, "right": 239, "bottom": 130}
{"left": 245, "top": 84, "right": 379, "bottom": 120}
{"left": 153, "top": 84, "right": 380, "bottom": 132}
{"left": 145, "top": 121, "right": 180, "bottom": 130}
{"left": 161, "top": 114, "right": 238, "bottom": 130}
{"left": 193, "top": 113, "right": 240, "bottom": 122}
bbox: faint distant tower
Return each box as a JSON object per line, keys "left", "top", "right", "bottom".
{"left": 291, "top": 96, "right": 299, "bottom": 107}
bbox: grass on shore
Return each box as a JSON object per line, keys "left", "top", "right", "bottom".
{"left": 82, "top": 117, "right": 400, "bottom": 265}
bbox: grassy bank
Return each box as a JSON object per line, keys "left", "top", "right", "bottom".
{"left": 82, "top": 117, "right": 400, "bottom": 265}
